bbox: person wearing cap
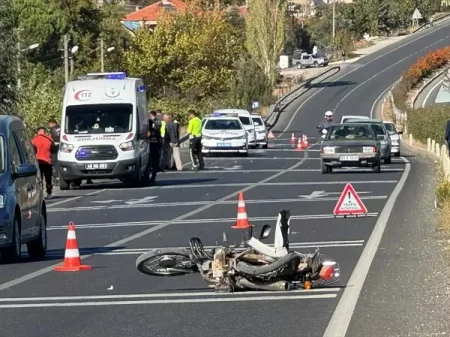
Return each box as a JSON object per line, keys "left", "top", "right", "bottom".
{"left": 32, "top": 127, "right": 57, "bottom": 199}
{"left": 187, "top": 109, "right": 204, "bottom": 170}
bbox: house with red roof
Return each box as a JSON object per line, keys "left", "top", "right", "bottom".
{"left": 122, "top": 0, "right": 187, "bottom": 31}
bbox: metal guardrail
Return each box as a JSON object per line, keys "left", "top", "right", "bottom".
{"left": 412, "top": 12, "right": 450, "bottom": 33}
{"left": 264, "top": 66, "right": 341, "bottom": 130}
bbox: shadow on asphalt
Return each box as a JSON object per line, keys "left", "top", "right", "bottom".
{"left": 305, "top": 80, "right": 357, "bottom": 89}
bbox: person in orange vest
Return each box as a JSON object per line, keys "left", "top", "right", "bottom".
{"left": 32, "top": 127, "right": 57, "bottom": 199}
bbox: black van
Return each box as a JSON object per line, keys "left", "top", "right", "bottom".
{"left": 0, "top": 116, "right": 47, "bottom": 263}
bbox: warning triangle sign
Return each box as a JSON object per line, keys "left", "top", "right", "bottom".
{"left": 333, "top": 183, "right": 368, "bottom": 216}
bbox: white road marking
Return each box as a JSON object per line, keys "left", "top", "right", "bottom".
{"left": 44, "top": 240, "right": 365, "bottom": 256}
{"left": 323, "top": 152, "right": 412, "bottom": 332}
{"left": 123, "top": 180, "right": 398, "bottom": 190}
{"left": 125, "top": 196, "right": 158, "bottom": 205}
{"left": 0, "top": 287, "right": 342, "bottom": 302}
{"left": 0, "top": 294, "right": 337, "bottom": 308}
{"left": 160, "top": 168, "right": 404, "bottom": 174}
{"left": 47, "top": 196, "right": 387, "bottom": 212}
{"left": 422, "top": 78, "right": 443, "bottom": 108}
{"left": 0, "top": 146, "right": 314, "bottom": 291}
{"left": 47, "top": 189, "right": 109, "bottom": 208}
{"left": 47, "top": 213, "right": 379, "bottom": 230}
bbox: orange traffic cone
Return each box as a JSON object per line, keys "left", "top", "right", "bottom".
{"left": 54, "top": 222, "right": 92, "bottom": 272}
{"left": 295, "top": 138, "right": 303, "bottom": 151}
{"left": 231, "top": 192, "right": 253, "bottom": 229}
{"left": 302, "top": 134, "right": 309, "bottom": 148}
{"left": 290, "top": 133, "right": 296, "bottom": 144}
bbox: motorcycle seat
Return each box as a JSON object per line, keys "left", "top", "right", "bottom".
{"left": 246, "top": 237, "right": 288, "bottom": 259}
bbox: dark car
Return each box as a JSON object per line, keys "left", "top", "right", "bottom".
{"left": 320, "top": 123, "right": 382, "bottom": 174}
{"left": 0, "top": 116, "right": 47, "bottom": 263}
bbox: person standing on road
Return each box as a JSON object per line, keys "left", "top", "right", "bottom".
{"left": 159, "top": 114, "right": 171, "bottom": 170}
{"left": 164, "top": 113, "right": 183, "bottom": 170}
{"left": 147, "top": 112, "right": 161, "bottom": 184}
{"left": 187, "top": 109, "right": 204, "bottom": 170}
{"left": 48, "top": 118, "right": 61, "bottom": 185}
{"left": 32, "top": 127, "right": 57, "bottom": 199}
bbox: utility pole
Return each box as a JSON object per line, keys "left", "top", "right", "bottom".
{"left": 100, "top": 38, "right": 104, "bottom": 72}
{"left": 332, "top": 1, "right": 335, "bottom": 41}
{"left": 70, "top": 57, "right": 74, "bottom": 78}
{"left": 64, "top": 34, "right": 69, "bottom": 84}
{"left": 17, "top": 40, "right": 21, "bottom": 89}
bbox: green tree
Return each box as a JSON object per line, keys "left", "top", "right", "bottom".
{"left": 0, "top": 0, "right": 18, "bottom": 115}
{"left": 126, "top": 7, "right": 242, "bottom": 122}
{"left": 245, "top": 0, "right": 288, "bottom": 88}
{"left": 18, "top": 68, "right": 62, "bottom": 131}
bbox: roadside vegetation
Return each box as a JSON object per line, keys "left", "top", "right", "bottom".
{"left": 0, "top": 0, "right": 448, "bottom": 130}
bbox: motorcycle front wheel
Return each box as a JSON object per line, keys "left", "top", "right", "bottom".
{"left": 136, "top": 248, "right": 197, "bottom": 276}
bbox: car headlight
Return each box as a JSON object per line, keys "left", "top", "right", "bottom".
{"left": 119, "top": 141, "right": 135, "bottom": 151}
{"left": 60, "top": 142, "right": 74, "bottom": 153}
{"left": 322, "top": 146, "right": 335, "bottom": 154}
{"left": 0, "top": 195, "right": 5, "bottom": 208}
{"left": 363, "top": 146, "right": 376, "bottom": 153}
{"left": 391, "top": 140, "right": 399, "bottom": 146}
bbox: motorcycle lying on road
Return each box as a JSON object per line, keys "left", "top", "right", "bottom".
{"left": 136, "top": 210, "right": 340, "bottom": 293}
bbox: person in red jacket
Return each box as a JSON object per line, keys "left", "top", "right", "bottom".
{"left": 32, "top": 127, "right": 57, "bottom": 199}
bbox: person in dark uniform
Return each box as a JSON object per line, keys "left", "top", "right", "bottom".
{"left": 48, "top": 119, "right": 61, "bottom": 184}
{"left": 187, "top": 109, "right": 204, "bottom": 170}
{"left": 148, "top": 113, "right": 161, "bottom": 183}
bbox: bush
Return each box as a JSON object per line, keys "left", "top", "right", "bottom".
{"left": 436, "top": 180, "right": 450, "bottom": 207}
{"left": 392, "top": 47, "right": 450, "bottom": 111}
{"left": 407, "top": 105, "right": 450, "bottom": 143}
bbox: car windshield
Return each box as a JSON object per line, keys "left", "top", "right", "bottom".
{"left": 239, "top": 116, "right": 251, "bottom": 125}
{"left": 65, "top": 103, "right": 133, "bottom": 134}
{"left": 204, "top": 119, "right": 242, "bottom": 130}
{"left": 384, "top": 123, "right": 397, "bottom": 135}
{"left": 251, "top": 117, "right": 264, "bottom": 126}
{"left": 0, "top": 135, "right": 5, "bottom": 173}
{"left": 327, "top": 125, "right": 375, "bottom": 140}
{"left": 352, "top": 121, "right": 386, "bottom": 135}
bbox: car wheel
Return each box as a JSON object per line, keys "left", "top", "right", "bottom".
{"left": 372, "top": 160, "right": 381, "bottom": 173}
{"left": 59, "top": 179, "right": 71, "bottom": 190}
{"left": 262, "top": 144, "right": 268, "bottom": 149}
{"left": 72, "top": 179, "right": 82, "bottom": 188}
{"left": 27, "top": 213, "right": 47, "bottom": 260}
{"left": 0, "top": 217, "right": 21, "bottom": 263}
{"left": 314, "top": 62, "right": 319, "bottom": 67}
{"left": 321, "top": 161, "right": 331, "bottom": 174}
{"left": 395, "top": 152, "right": 401, "bottom": 157}
{"left": 384, "top": 155, "right": 392, "bottom": 164}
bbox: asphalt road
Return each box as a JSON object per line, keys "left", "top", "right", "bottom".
{"left": 1, "top": 20, "right": 450, "bottom": 337}
{"left": 413, "top": 71, "right": 450, "bottom": 109}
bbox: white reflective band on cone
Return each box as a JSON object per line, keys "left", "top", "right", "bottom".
{"left": 64, "top": 249, "right": 80, "bottom": 258}
{"left": 67, "top": 231, "right": 76, "bottom": 239}
{"left": 237, "top": 213, "right": 248, "bottom": 219}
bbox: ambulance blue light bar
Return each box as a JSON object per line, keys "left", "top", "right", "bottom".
{"left": 85, "top": 72, "right": 127, "bottom": 79}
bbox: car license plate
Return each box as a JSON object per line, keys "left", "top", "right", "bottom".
{"left": 340, "top": 156, "right": 359, "bottom": 161}
{"left": 217, "top": 143, "right": 231, "bottom": 147}
{"left": 85, "top": 163, "right": 108, "bottom": 170}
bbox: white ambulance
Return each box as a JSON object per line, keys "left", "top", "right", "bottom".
{"left": 57, "top": 72, "right": 150, "bottom": 190}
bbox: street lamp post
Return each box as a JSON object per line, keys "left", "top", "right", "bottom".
{"left": 100, "top": 37, "right": 116, "bottom": 72}
{"left": 17, "top": 43, "right": 39, "bottom": 89}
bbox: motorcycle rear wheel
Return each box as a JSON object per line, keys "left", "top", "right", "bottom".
{"left": 136, "top": 249, "right": 196, "bottom": 276}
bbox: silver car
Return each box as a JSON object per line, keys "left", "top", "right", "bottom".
{"left": 346, "top": 118, "right": 392, "bottom": 163}
{"left": 383, "top": 121, "right": 402, "bottom": 157}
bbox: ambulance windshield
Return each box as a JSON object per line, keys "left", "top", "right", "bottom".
{"left": 64, "top": 103, "right": 133, "bottom": 134}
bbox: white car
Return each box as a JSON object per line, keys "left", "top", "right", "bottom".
{"left": 213, "top": 109, "right": 257, "bottom": 148}
{"left": 383, "top": 121, "right": 402, "bottom": 157}
{"left": 251, "top": 114, "right": 268, "bottom": 148}
{"left": 201, "top": 113, "right": 248, "bottom": 156}
{"left": 341, "top": 115, "right": 370, "bottom": 123}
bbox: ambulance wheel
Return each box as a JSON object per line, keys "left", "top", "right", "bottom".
{"left": 59, "top": 179, "right": 71, "bottom": 190}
